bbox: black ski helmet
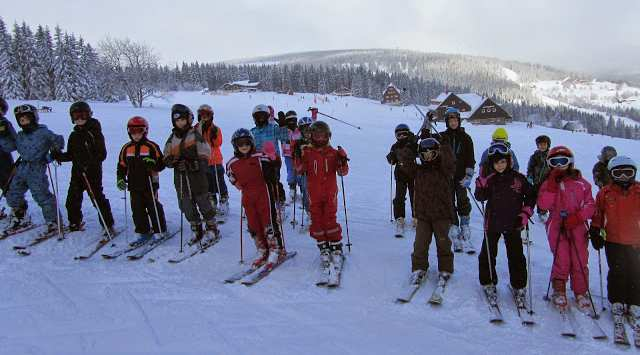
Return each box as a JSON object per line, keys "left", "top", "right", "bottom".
{"left": 69, "top": 101, "right": 92, "bottom": 122}
{"left": 231, "top": 128, "right": 255, "bottom": 154}
{"left": 0, "top": 97, "right": 8, "bottom": 116}
{"left": 535, "top": 135, "right": 551, "bottom": 147}
{"left": 14, "top": 104, "right": 39, "bottom": 131}
{"left": 171, "top": 104, "right": 193, "bottom": 127}
{"left": 418, "top": 137, "right": 440, "bottom": 163}
{"left": 395, "top": 123, "right": 410, "bottom": 133}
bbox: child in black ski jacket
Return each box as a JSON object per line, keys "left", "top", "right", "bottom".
{"left": 386, "top": 124, "right": 418, "bottom": 235}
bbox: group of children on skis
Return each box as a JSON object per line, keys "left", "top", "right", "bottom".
{"left": 388, "top": 106, "right": 639, "bottom": 341}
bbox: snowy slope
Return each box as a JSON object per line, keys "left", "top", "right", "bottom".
{"left": 2, "top": 92, "right": 639, "bottom": 355}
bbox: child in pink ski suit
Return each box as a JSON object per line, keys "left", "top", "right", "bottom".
{"left": 537, "top": 146, "right": 595, "bottom": 311}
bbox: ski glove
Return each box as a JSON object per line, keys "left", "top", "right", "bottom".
{"left": 588, "top": 226, "right": 605, "bottom": 250}
{"left": 117, "top": 178, "right": 126, "bottom": 191}
{"left": 142, "top": 157, "right": 156, "bottom": 169}
{"left": 475, "top": 173, "right": 494, "bottom": 189}
{"left": 460, "top": 168, "right": 474, "bottom": 188}
{"left": 0, "top": 120, "right": 9, "bottom": 137}
{"left": 386, "top": 151, "right": 396, "bottom": 165}
{"left": 49, "top": 150, "right": 64, "bottom": 163}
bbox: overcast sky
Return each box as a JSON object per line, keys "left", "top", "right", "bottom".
{"left": 3, "top": 0, "right": 638, "bottom": 74}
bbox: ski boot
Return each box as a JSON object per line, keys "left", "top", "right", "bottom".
{"left": 483, "top": 284, "right": 498, "bottom": 305}
{"left": 612, "top": 303, "right": 630, "bottom": 345}
{"left": 208, "top": 193, "right": 218, "bottom": 209}
{"left": 0, "top": 207, "right": 6, "bottom": 220}
{"left": 266, "top": 247, "right": 285, "bottom": 267}
{"left": 629, "top": 304, "right": 640, "bottom": 347}
{"left": 460, "top": 215, "right": 475, "bottom": 254}
{"left": 449, "top": 225, "right": 462, "bottom": 252}
{"left": 7, "top": 208, "right": 30, "bottom": 231}
{"left": 329, "top": 241, "right": 344, "bottom": 270}
{"left": 319, "top": 241, "right": 331, "bottom": 271}
{"left": 102, "top": 225, "right": 117, "bottom": 239}
{"left": 575, "top": 293, "right": 594, "bottom": 315}
{"left": 410, "top": 269, "right": 427, "bottom": 286}
{"left": 204, "top": 220, "right": 221, "bottom": 243}
{"left": 130, "top": 233, "right": 153, "bottom": 247}
{"left": 394, "top": 217, "right": 405, "bottom": 238}
{"left": 45, "top": 222, "right": 60, "bottom": 234}
{"left": 69, "top": 221, "right": 85, "bottom": 232}
{"left": 251, "top": 248, "right": 269, "bottom": 269}
{"left": 513, "top": 288, "right": 527, "bottom": 309}
{"left": 551, "top": 279, "right": 569, "bottom": 311}
{"left": 218, "top": 194, "right": 229, "bottom": 216}
{"left": 187, "top": 223, "right": 204, "bottom": 246}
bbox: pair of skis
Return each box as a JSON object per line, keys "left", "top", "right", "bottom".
{"left": 102, "top": 230, "right": 178, "bottom": 260}
{"left": 396, "top": 272, "right": 449, "bottom": 305}
{"left": 613, "top": 311, "right": 639, "bottom": 347}
{"left": 74, "top": 228, "right": 125, "bottom": 260}
{"left": 316, "top": 255, "right": 345, "bottom": 288}
{"left": 224, "top": 251, "right": 297, "bottom": 286}
{"left": 481, "top": 287, "right": 535, "bottom": 326}
{"left": 549, "top": 300, "right": 607, "bottom": 340}
{"left": 13, "top": 224, "right": 85, "bottom": 256}
{"left": 166, "top": 233, "right": 220, "bottom": 263}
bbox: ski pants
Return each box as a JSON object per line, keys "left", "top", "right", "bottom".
{"left": 66, "top": 168, "right": 114, "bottom": 228}
{"left": 479, "top": 229, "right": 527, "bottom": 289}
{"left": 393, "top": 174, "right": 414, "bottom": 220}
{"left": 412, "top": 218, "right": 453, "bottom": 273}
{"left": 452, "top": 184, "right": 472, "bottom": 226}
{"left": 547, "top": 226, "right": 589, "bottom": 295}
{"left": 296, "top": 175, "right": 310, "bottom": 211}
{"left": 130, "top": 188, "right": 167, "bottom": 235}
{"left": 605, "top": 242, "right": 640, "bottom": 306}
{"left": 243, "top": 185, "right": 282, "bottom": 251}
{"left": 309, "top": 190, "right": 342, "bottom": 242}
{"left": 206, "top": 164, "right": 228, "bottom": 197}
{"left": 175, "top": 173, "right": 216, "bottom": 225}
{"left": 7, "top": 163, "right": 57, "bottom": 223}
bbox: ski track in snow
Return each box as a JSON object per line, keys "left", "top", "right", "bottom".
{"left": 1, "top": 92, "right": 638, "bottom": 354}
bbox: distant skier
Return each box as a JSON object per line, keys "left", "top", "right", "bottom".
{"left": 117, "top": 116, "right": 168, "bottom": 244}
{"left": 526, "top": 135, "right": 551, "bottom": 221}
{"left": 51, "top": 101, "right": 115, "bottom": 235}
{"left": 163, "top": 104, "right": 220, "bottom": 245}
{"left": 590, "top": 155, "right": 640, "bottom": 345}
{"left": 295, "top": 121, "right": 349, "bottom": 283}
{"left": 474, "top": 142, "right": 535, "bottom": 307}
{"left": 386, "top": 123, "right": 418, "bottom": 237}
{"left": 409, "top": 135, "right": 455, "bottom": 287}
{"left": 592, "top": 146, "right": 617, "bottom": 189}
{"left": 226, "top": 128, "right": 286, "bottom": 268}
{"left": 440, "top": 107, "right": 476, "bottom": 253}
{"left": 194, "top": 104, "right": 229, "bottom": 216}
{"left": 479, "top": 127, "right": 520, "bottom": 175}
{"left": 0, "top": 104, "right": 64, "bottom": 235}
{"left": 537, "top": 146, "right": 595, "bottom": 312}
{"left": 0, "top": 98, "right": 16, "bottom": 219}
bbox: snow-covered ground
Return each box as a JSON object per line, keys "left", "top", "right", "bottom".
{"left": 2, "top": 92, "right": 639, "bottom": 354}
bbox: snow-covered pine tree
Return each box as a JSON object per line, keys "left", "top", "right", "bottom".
{"left": 33, "top": 25, "right": 55, "bottom": 100}
{"left": 11, "top": 22, "right": 37, "bottom": 99}
{"left": 0, "top": 17, "right": 22, "bottom": 99}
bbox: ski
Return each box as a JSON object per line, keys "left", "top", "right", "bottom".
{"left": 240, "top": 251, "right": 297, "bottom": 286}
{"left": 395, "top": 272, "right": 426, "bottom": 303}
{"left": 576, "top": 308, "right": 607, "bottom": 340}
{"left": 614, "top": 315, "right": 631, "bottom": 346}
{"left": 482, "top": 288, "right": 504, "bottom": 323}
{"left": 509, "top": 287, "right": 535, "bottom": 326}
{"left": 167, "top": 234, "right": 220, "bottom": 263}
{"left": 127, "top": 230, "right": 178, "bottom": 261}
{"left": 101, "top": 238, "right": 152, "bottom": 259}
{"left": 316, "top": 261, "right": 331, "bottom": 287}
{"left": 0, "top": 223, "right": 42, "bottom": 241}
{"left": 428, "top": 274, "right": 450, "bottom": 305}
{"left": 224, "top": 265, "right": 260, "bottom": 284}
{"left": 558, "top": 309, "right": 577, "bottom": 338}
{"left": 74, "top": 229, "right": 123, "bottom": 260}
{"left": 15, "top": 226, "right": 81, "bottom": 256}
{"left": 394, "top": 233, "right": 404, "bottom": 239}
{"left": 629, "top": 314, "right": 640, "bottom": 348}
{"left": 327, "top": 255, "right": 345, "bottom": 288}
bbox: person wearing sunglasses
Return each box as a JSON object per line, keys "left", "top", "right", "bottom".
{"left": 590, "top": 155, "right": 640, "bottom": 344}
{"left": 164, "top": 104, "right": 220, "bottom": 246}
{"left": 386, "top": 123, "right": 418, "bottom": 237}
{"left": 440, "top": 107, "right": 476, "bottom": 254}
{"left": 592, "top": 146, "right": 618, "bottom": 189}
{"left": 409, "top": 136, "right": 455, "bottom": 288}
{"left": 526, "top": 135, "right": 552, "bottom": 222}
{"left": 50, "top": 101, "right": 115, "bottom": 235}
{"left": 474, "top": 142, "right": 535, "bottom": 308}
{"left": 0, "top": 104, "right": 64, "bottom": 236}
{"left": 0, "top": 97, "right": 17, "bottom": 220}
{"left": 537, "top": 146, "right": 595, "bottom": 313}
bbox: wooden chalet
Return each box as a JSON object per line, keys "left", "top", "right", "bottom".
{"left": 381, "top": 83, "right": 402, "bottom": 105}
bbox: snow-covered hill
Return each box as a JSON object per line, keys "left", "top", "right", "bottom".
{"left": 1, "top": 92, "right": 638, "bottom": 354}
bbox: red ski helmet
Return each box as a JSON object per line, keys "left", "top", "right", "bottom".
{"left": 127, "top": 116, "right": 149, "bottom": 138}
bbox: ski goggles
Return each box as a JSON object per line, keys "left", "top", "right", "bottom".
{"left": 611, "top": 167, "right": 636, "bottom": 180}
{"left": 547, "top": 156, "right": 573, "bottom": 168}
{"left": 420, "top": 150, "right": 439, "bottom": 161}
{"left": 172, "top": 113, "right": 188, "bottom": 120}
{"left": 128, "top": 127, "right": 147, "bottom": 135}
{"left": 487, "top": 143, "right": 510, "bottom": 156}
{"left": 395, "top": 131, "right": 410, "bottom": 139}
{"left": 234, "top": 138, "right": 253, "bottom": 147}
{"left": 14, "top": 105, "right": 35, "bottom": 115}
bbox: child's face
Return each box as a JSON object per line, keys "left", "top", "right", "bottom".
{"left": 18, "top": 115, "right": 31, "bottom": 126}
{"left": 174, "top": 117, "right": 187, "bottom": 129}
{"left": 238, "top": 144, "right": 252, "bottom": 154}
{"left": 72, "top": 112, "right": 90, "bottom": 126}
{"left": 537, "top": 142, "right": 548, "bottom": 152}
{"left": 493, "top": 159, "right": 508, "bottom": 173}
{"left": 131, "top": 132, "right": 144, "bottom": 142}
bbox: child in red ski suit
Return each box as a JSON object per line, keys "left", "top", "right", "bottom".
{"left": 537, "top": 146, "right": 595, "bottom": 311}
{"left": 295, "top": 121, "right": 348, "bottom": 268}
{"left": 226, "top": 129, "right": 285, "bottom": 268}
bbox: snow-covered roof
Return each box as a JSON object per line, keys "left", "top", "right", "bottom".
{"left": 563, "top": 121, "right": 586, "bottom": 131}
{"left": 434, "top": 92, "right": 451, "bottom": 102}
{"left": 228, "top": 80, "right": 260, "bottom": 87}
{"left": 457, "top": 93, "right": 484, "bottom": 110}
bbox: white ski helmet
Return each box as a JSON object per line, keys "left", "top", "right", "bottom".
{"left": 608, "top": 155, "right": 637, "bottom": 171}
{"left": 252, "top": 104, "right": 270, "bottom": 117}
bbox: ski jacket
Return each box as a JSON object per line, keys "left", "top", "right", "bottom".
{"left": 226, "top": 152, "right": 277, "bottom": 200}
{"left": 163, "top": 127, "right": 211, "bottom": 196}
{"left": 250, "top": 123, "right": 289, "bottom": 157}
{"left": 413, "top": 144, "right": 455, "bottom": 221}
{"left": 592, "top": 160, "right": 611, "bottom": 189}
{"left": 0, "top": 115, "right": 16, "bottom": 174}
{"left": 117, "top": 138, "right": 165, "bottom": 191}
{"left": 591, "top": 182, "right": 640, "bottom": 247}
{"left": 386, "top": 133, "right": 418, "bottom": 180}
{"left": 441, "top": 127, "right": 475, "bottom": 180}
{"left": 57, "top": 118, "right": 106, "bottom": 174}
{"left": 526, "top": 149, "right": 550, "bottom": 187}
{"left": 296, "top": 144, "right": 348, "bottom": 197}
{"left": 0, "top": 124, "right": 64, "bottom": 164}
{"left": 475, "top": 169, "right": 535, "bottom": 233}
{"left": 195, "top": 120, "right": 223, "bottom": 166}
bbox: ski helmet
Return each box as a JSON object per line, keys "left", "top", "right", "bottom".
{"left": 607, "top": 155, "right": 637, "bottom": 185}
{"left": 14, "top": 104, "right": 39, "bottom": 131}
{"left": 491, "top": 127, "right": 508, "bottom": 142}
{"left": 0, "top": 97, "right": 8, "bottom": 115}
{"left": 298, "top": 116, "right": 314, "bottom": 127}
{"left": 171, "top": 104, "right": 193, "bottom": 127}
{"left": 252, "top": 104, "right": 270, "bottom": 127}
{"left": 285, "top": 110, "right": 298, "bottom": 122}
{"left": 487, "top": 142, "right": 512, "bottom": 166}
{"left": 197, "top": 104, "right": 213, "bottom": 121}
{"left": 535, "top": 135, "right": 551, "bottom": 147}
{"left": 231, "top": 128, "right": 255, "bottom": 154}
{"left": 598, "top": 146, "right": 617, "bottom": 162}
{"left": 395, "top": 123, "right": 410, "bottom": 133}
{"left": 127, "top": 116, "right": 149, "bottom": 139}
{"left": 444, "top": 107, "right": 461, "bottom": 128}
{"left": 69, "top": 101, "right": 92, "bottom": 122}
{"left": 418, "top": 137, "right": 440, "bottom": 163}
{"left": 547, "top": 146, "right": 574, "bottom": 169}
{"left": 309, "top": 121, "right": 331, "bottom": 146}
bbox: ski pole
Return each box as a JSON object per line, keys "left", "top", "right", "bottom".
{"left": 183, "top": 170, "right": 204, "bottom": 248}
{"left": 239, "top": 205, "right": 244, "bottom": 264}
{"left": 291, "top": 185, "right": 297, "bottom": 226}
{"left": 179, "top": 173, "right": 184, "bottom": 253}
{"left": 597, "top": 249, "right": 606, "bottom": 311}
{"left": 467, "top": 187, "right": 485, "bottom": 218}
{"left": 123, "top": 184, "right": 129, "bottom": 244}
{"left": 525, "top": 223, "right": 534, "bottom": 315}
{"left": 147, "top": 175, "right": 162, "bottom": 235}
{"left": 213, "top": 164, "right": 222, "bottom": 209}
{"left": 47, "top": 164, "right": 64, "bottom": 240}
{"left": 340, "top": 175, "right": 352, "bottom": 252}
{"left": 389, "top": 164, "right": 394, "bottom": 222}
{"left": 544, "top": 225, "right": 563, "bottom": 301}
{"left": 480, "top": 200, "right": 495, "bottom": 284}
{"left": 272, "top": 182, "right": 286, "bottom": 250}
{"left": 308, "top": 107, "right": 361, "bottom": 130}
{"left": 81, "top": 172, "right": 112, "bottom": 241}
{"left": 413, "top": 104, "right": 440, "bottom": 135}
{"left": 568, "top": 227, "right": 599, "bottom": 318}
